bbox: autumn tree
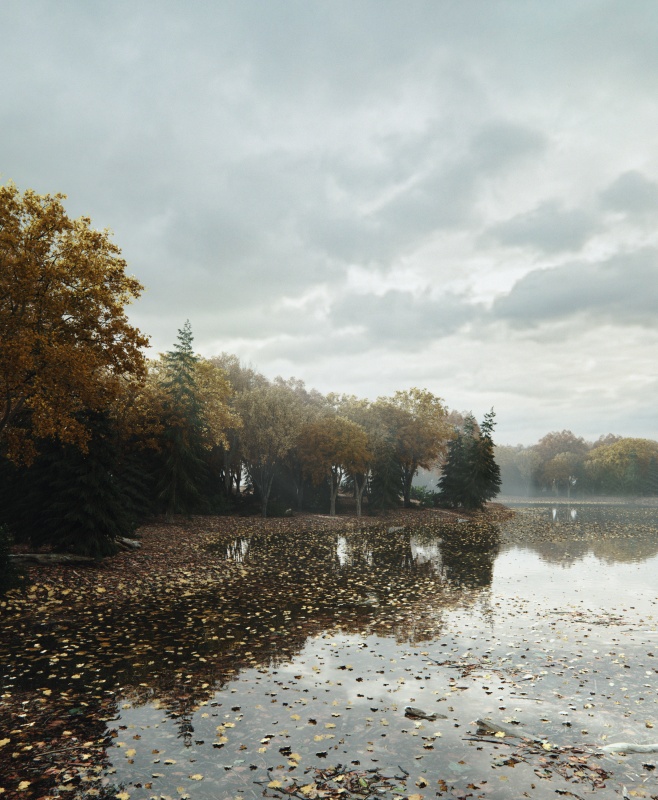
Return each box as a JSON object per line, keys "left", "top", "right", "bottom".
{"left": 585, "top": 437, "right": 658, "bottom": 495}
{"left": 375, "top": 388, "right": 451, "bottom": 507}
{"left": 332, "top": 395, "right": 379, "bottom": 516}
{"left": 0, "top": 182, "right": 147, "bottom": 462}
{"left": 532, "top": 430, "right": 589, "bottom": 492}
{"left": 297, "top": 415, "right": 371, "bottom": 516}
{"left": 209, "top": 353, "right": 268, "bottom": 501}
{"left": 237, "top": 382, "right": 299, "bottom": 517}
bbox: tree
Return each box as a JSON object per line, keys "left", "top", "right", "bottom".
{"left": 209, "top": 353, "right": 267, "bottom": 501}
{"left": 238, "top": 383, "right": 299, "bottom": 517}
{"left": 437, "top": 410, "right": 501, "bottom": 511}
{"left": 0, "top": 182, "right": 148, "bottom": 462}
{"left": 585, "top": 437, "right": 658, "bottom": 495}
{"left": 533, "top": 430, "right": 589, "bottom": 492}
{"left": 332, "top": 395, "right": 380, "bottom": 516}
{"left": 0, "top": 409, "right": 143, "bottom": 557}
{"left": 152, "top": 322, "right": 209, "bottom": 519}
{"left": 375, "top": 389, "right": 451, "bottom": 507}
{"left": 297, "top": 415, "right": 370, "bottom": 516}
{"left": 543, "top": 451, "right": 582, "bottom": 497}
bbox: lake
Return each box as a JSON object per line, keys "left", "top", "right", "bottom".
{"left": 2, "top": 502, "right": 658, "bottom": 799}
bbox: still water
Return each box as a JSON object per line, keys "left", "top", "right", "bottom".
{"left": 3, "top": 504, "right": 658, "bottom": 799}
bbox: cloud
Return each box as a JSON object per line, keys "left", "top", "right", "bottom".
{"left": 600, "top": 170, "right": 658, "bottom": 215}
{"left": 329, "top": 289, "right": 478, "bottom": 348}
{"left": 469, "top": 121, "right": 546, "bottom": 173}
{"left": 486, "top": 200, "right": 597, "bottom": 253}
{"left": 491, "top": 248, "right": 658, "bottom": 327}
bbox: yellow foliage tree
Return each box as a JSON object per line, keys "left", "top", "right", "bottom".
{"left": 0, "top": 182, "right": 148, "bottom": 461}
{"left": 298, "top": 415, "right": 371, "bottom": 517}
{"left": 375, "top": 388, "right": 451, "bottom": 507}
{"left": 585, "top": 437, "right": 658, "bottom": 494}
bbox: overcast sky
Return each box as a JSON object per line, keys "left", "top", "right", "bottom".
{"left": 2, "top": 1, "right": 657, "bottom": 444}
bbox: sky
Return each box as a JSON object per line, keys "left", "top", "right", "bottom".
{"left": 2, "top": 1, "right": 657, "bottom": 445}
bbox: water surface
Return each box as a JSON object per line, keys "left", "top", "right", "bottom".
{"left": 2, "top": 504, "right": 658, "bottom": 799}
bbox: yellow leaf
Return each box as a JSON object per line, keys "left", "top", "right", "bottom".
{"left": 325, "top": 723, "right": 336, "bottom": 728}
{"left": 17, "top": 783, "right": 31, "bottom": 791}
{"left": 494, "top": 731, "right": 505, "bottom": 738}
{"left": 125, "top": 748, "right": 136, "bottom": 757}
{"left": 116, "top": 793, "right": 130, "bottom": 800}
{"left": 542, "top": 742, "right": 552, "bottom": 750}
{"left": 290, "top": 713, "right": 301, "bottom": 720}
{"left": 0, "top": 739, "right": 9, "bottom": 748}
{"left": 408, "top": 795, "right": 424, "bottom": 800}
{"left": 189, "top": 773, "right": 203, "bottom": 780}
{"left": 300, "top": 784, "right": 317, "bottom": 796}
{"left": 268, "top": 780, "right": 283, "bottom": 789}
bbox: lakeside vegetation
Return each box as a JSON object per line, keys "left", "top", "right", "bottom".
{"left": 496, "top": 431, "right": 658, "bottom": 498}
{"left": 1, "top": 182, "right": 501, "bottom": 568}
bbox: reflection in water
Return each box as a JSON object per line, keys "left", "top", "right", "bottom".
{"left": 551, "top": 506, "right": 578, "bottom": 523}
{"left": 9, "top": 506, "right": 658, "bottom": 797}
{"left": 503, "top": 503, "right": 658, "bottom": 566}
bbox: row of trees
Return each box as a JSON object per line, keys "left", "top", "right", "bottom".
{"left": 0, "top": 182, "right": 501, "bottom": 559}
{"left": 496, "top": 430, "right": 658, "bottom": 497}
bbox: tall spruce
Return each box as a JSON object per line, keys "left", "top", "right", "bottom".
{"left": 437, "top": 410, "right": 501, "bottom": 511}
{"left": 155, "top": 321, "right": 209, "bottom": 519}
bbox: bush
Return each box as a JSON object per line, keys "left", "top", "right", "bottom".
{"left": 410, "top": 485, "right": 438, "bottom": 508}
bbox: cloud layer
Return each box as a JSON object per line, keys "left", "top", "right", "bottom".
{"left": 2, "top": 1, "right": 658, "bottom": 443}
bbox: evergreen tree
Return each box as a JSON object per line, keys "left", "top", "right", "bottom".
{"left": 0, "top": 411, "right": 145, "bottom": 558}
{"left": 436, "top": 410, "right": 501, "bottom": 511}
{"left": 155, "top": 322, "right": 209, "bottom": 519}
{"left": 369, "top": 439, "right": 402, "bottom": 512}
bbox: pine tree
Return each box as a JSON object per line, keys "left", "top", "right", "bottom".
{"left": 155, "top": 322, "right": 209, "bottom": 519}
{"left": 436, "top": 410, "right": 501, "bottom": 511}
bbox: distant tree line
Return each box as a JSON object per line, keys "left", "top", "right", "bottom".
{"left": 496, "top": 431, "right": 658, "bottom": 497}
{"left": 0, "top": 182, "right": 501, "bottom": 566}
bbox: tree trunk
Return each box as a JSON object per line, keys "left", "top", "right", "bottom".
{"left": 355, "top": 473, "right": 367, "bottom": 517}
{"left": 261, "top": 469, "right": 274, "bottom": 517}
{"left": 402, "top": 465, "right": 416, "bottom": 508}
{"left": 329, "top": 469, "right": 341, "bottom": 517}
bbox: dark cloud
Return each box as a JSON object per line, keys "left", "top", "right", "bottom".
{"left": 491, "top": 248, "right": 658, "bottom": 327}
{"left": 485, "top": 201, "right": 597, "bottom": 253}
{"left": 600, "top": 170, "right": 658, "bottom": 215}
{"left": 329, "top": 289, "right": 477, "bottom": 348}
{"left": 470, "top": 121, "right": 546, "bottom": 173}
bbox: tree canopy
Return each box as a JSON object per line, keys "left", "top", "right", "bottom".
{"left": 0, "top": 182, "right": 148, "bottom": 462}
